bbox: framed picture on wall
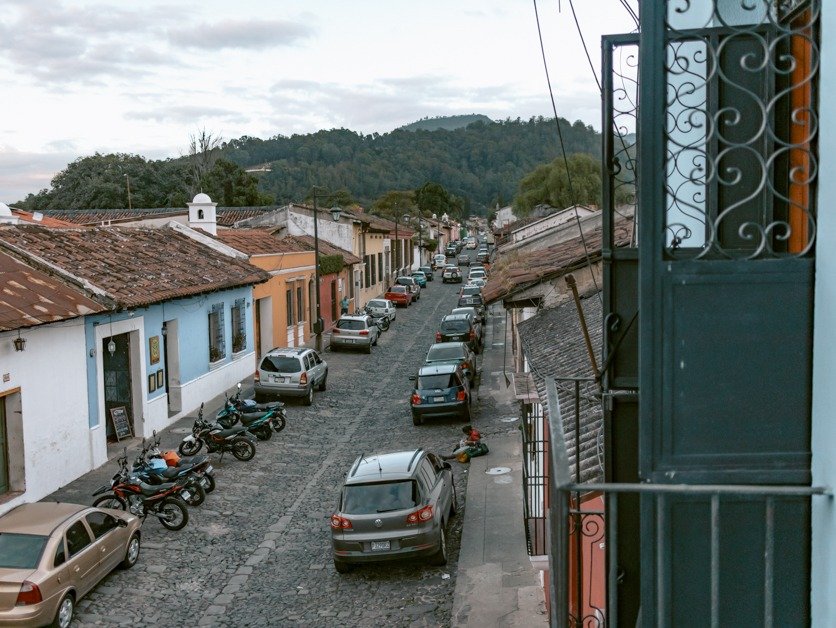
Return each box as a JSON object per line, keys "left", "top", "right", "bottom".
{"left": 148, "top": 373, "right": 157, "bottom": 393}
{"left": 156, "top": 369, "right": 164, "bottom": 389}
{"left": 149, "top": 336, "right": 160, "bottom": 364}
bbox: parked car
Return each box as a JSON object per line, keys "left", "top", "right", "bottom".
{"left": 330, "top": 449, "right": 456, "bottom": 572}
{"left": 424, "top": 341, "right": 477, "bottom": 383}
{"left": 0, "top": 502, "right": 141, "bottom": 628}
{"left": 410, "top": 363, "right": 472, "bottom": 424}
{"left": 458, "top": 289, "right": 486, "bottom": 323}
{"left": 331, "top": 315, "right": 380, "bottom": 353}
{"left": 466, "top": 240, "right": 477, "bottom": 250}
{"left": 396, "top": 276, "right": 421, "bottom": 300}
{"left": 435, "top": 313, "right": 481, "bottom": 353}
{"left": 419, "top": 265, "right": 435, "bottom": 281}
{"left": 255, "top": 346, "right": 328, "bottom": 405}
{"left": 445, "top": 245, "right": 457, "bottom": 257}
{"left": 468, "top": 269, "right": 487, "bottom": 282}
{"left": 457, "top": 253, "right": 470, "bottom": 266}
{"left": 470, "top": 263, "right": 488, "bottom": 277}
{"left": 451, "top": 306, "right": 483, "bottom": 341}
{"left": 476, "top": 251, "right": 490, "bottom": 264}
{"left": 365, "top": 298, "right": 397, "bottom": 321}
{"left": 433, "top": 254, "right": 447, "bottom": 269}
{"left": 410, "top": 270, "right": 428, "bottom": 288}
{"left": 384, "top": 285, "right": 412, "bottom": 307}
{"left": 468, "top": 277, "right": 487, "bottom": 288}
{"left": 442, "top": 265, "right": 463, "bottom": 283}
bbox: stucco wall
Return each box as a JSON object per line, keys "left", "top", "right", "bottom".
{"left": 0, "top": 322, "right": 94, "bottom": 514}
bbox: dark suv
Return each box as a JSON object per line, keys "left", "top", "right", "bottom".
{"left": 330, "top": 449, "right": 457, "bottom": 573}
{"left": 435, "top": 313, "right": 481, "bottom": 353}
{"left": 457, "top": 288, "right": 486, "bottom": 323}
{"left": 410, "top": 363, "right": 472, "bottom": 424}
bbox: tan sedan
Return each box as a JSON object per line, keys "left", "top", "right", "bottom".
{"left": 0, "top": 502, "right": 141, "bottom": 627}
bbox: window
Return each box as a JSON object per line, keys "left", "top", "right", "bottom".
{"left": 304, "top": 354, "right": 314, "bottom": 371}
{"left": 260, "top": 355, "right": 302, "bottom": 373}
{"left": 336, "top": 319, "right": 368, "bottom": 331}
{"left": 313, "top": 352, "right": 323, "bottom": 365}
{"left": 378, "top": 252, "right": 383, "bottom": 282}
{"left": 53, "top": 542, "right": 65, "bottom": 568}
{"left": 364, "top": 256, "right": 371, "bottom": 287}
{"left": 86, "top": 512, "right": 118, "bottom": 539}
{"left": 418, "top": 373, "right": 457, "bottom": 389}
{"left": 65, "top": 521, "right": 92, "bottom": 557}
{"left": 342, "top": 481, "right": 418, "bottom": 514}
{"left": 231, "top": 298, "right": 246, "bottom": 353}
{"left": 0, "top": 534, "right": 48, "bottom": 569}
{"left": 286, "top": 289, "right": 293, "bottom": 326}
{"left": 296, "top": 286, "right": 304, "bottom": 324}
{"left": 208, "top": 303, "right": 225, "bottom": 362}
{"left": 371, "top": 255, "right": 377, "bottom": 285}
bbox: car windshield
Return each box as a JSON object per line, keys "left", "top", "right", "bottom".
{"left": 411, "top": 273, "right": 424, "bottom": 278}
{"left": 427, "top": 345, "right": 465, "bottom": 361}
{"left": 342, "top": 480, "right": 418, "bottom": 514}
{"left": 441, "top": 320, "right": 470, "bottom": 333}
{"left": 389, "top": 286, "right": 407, "bottom": 293}
{"left": 462, "top": 287, "right": 481, "bottom": 296}
{"left": 367, "top": 300, "right": 387, "bottom": 308}
{"left": 261, "top": 355, "right": 302, "bottom": 373}
{"left": 396, "top": 277, "right": 414, "bottom": 285}
{"left": 418, "top": 373, "right": 457, "bottom": 389}
{"left": 0, "top": 533, "right": 48, "bottom": 569}
{"left": 337, "top": 319, "right": 367, "bottom": 331}
{"left": 420, "top": 267, "right": 432, "bottom": 273}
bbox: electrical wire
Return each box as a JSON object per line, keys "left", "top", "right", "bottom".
{"left": 532, "top": 0, "right": 602, "bottom": 301}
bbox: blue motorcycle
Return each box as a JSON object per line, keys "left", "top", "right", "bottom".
{"left": 216, "top": 384, "right": 287, "bottom": 441}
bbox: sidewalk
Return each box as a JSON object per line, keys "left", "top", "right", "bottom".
{"left": 451, "top": 306, "right": 548, "bottom": 626}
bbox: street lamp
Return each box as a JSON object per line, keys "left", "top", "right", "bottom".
{"left": 311, "top": 189, "right": 343, "bottom": 352}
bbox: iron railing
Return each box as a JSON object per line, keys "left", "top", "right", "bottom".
{"left": 545, "top": 376, "right": 830, "bottom": 627}
{"left": 521, "top": 401, "right": 548, "bottom": 556}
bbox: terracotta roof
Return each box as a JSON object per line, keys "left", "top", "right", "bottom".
{"left": 39, "top": 208, "right": 186, "bottom": 225}
{"left": 0, "top": 225, "right": 269, "bottom": 310}
{"left": 11, "top": 209, "right": 76, "bottom": 228}
{"left": 364, "top": 213, "right": 415, "bottom": 238}
{"left": 216, "top": 229, "right": 312, "bottom": 255}
{"left": 286, "top": 235, "right": 362, "bottom": 265}
{"left": 217, "top": 207, "right": 282, "bottom": 226}
{"left": 0, "top": 250, "right": 106, "bottom": 331}
{"left": 482, "top": 215, "right": 634, "bottom": 305}
{"left": 518, "top": 295, "right": 604, "bottom": 484}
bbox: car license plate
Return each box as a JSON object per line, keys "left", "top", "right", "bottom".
{"left": 433, "top": 396, "right": 446, "bottom": 402}
{"left": 371, "top": 541, "right": 390, "bottom": 551}
{"left": 450, "top": 336, "right": 462, "bottom": 340}
{"left": 272, "top": 375, "right": 285, "bottom": 383}
{"left": 181, "top": 490, "right": 192, "bottom": 500}
{"left": 206, "top": 465, "right": 213, "bottom": 473}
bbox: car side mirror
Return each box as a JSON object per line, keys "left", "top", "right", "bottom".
{"left": 117, "top": 518, "right": 128, "bottom": 528}
{"left": 237, "top": 383, "right": 242, "bottom": 391}
{"left": 443, "top": 462, "right": 453, "bottom": 471}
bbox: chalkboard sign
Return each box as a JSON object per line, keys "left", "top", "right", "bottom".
{"left": 109, "top": 406, "right": 133, "bottom": 441}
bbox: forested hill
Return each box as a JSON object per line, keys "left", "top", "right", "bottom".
{"left": 398, "top": 114, "right": 494, "bottom": 131}
{"left": 222, "top": 116, "right": 600, "bottom": 212}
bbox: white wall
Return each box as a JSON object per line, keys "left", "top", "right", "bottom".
{"left": 287, "top": 209, "right": 354, "bottom": 253}
{"left": 510, "top": 207, "right": 596, "bottom": 244}
{"left": 0, "top": 322, "right": 93, "bottom": 515}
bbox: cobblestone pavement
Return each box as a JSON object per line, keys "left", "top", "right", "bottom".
{"left": 48, "top": 276, "right": 511, "bottom": 627}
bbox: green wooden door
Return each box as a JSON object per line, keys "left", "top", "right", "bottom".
{"left": 0, "top": 399, "right": 8, "bottom": 494}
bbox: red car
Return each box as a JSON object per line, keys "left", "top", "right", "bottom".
{"left": 385, "top": 285, "right": 412, "bottom": 307}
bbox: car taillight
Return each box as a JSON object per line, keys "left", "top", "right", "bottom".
{"left": 435, "top": 332, "right": 442, "bottom": 342}
{"left": 406, "top": 505, "right": 434, "bottom": 524}
{"left": 16, "top": 581, "right": 42, "bottom": 606}
{"left": 469, "top": 330, "right": 476, "bottom": 340}
{"left": 300, "top": 372, "right": 308, "bottom": 385}
{"left": 411, "top": 392, "right": 421, "bottom": 405}
{"left": 462, "top": 361, "right": 469, "bottom": 371}
{"left": 331, "top": 328, "right": 340, "bottom": 333}
{"left": 330, "top": 514, "right": 353, "bottom": 530}
{"left": 254, "top": 372, "right": 260, "bottom": 382}
{"left": 456, "top": 390, "right": 466, "bottom": 401}
{"left": 359, "top": 330, "right": 369, "bottom": 336}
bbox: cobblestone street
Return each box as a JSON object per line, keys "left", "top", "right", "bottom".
{"left": 49, "top": 277, "right": 511, "bottom": 627}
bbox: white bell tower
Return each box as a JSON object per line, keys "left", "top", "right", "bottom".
{"left": 188, "top": 193, "right": 217, "bottom": 236}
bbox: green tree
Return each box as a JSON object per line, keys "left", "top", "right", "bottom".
{"left": 370, "top": 190, "right": 416, "bottom": 220}
{"left": 201, "top": 159, "right": 274, "bottom": 206}
{"left": 513, "top": 153, "right": 602, "bottom": 215}
{"left": 414, "top": 181, "right": 452, "bottom": 217}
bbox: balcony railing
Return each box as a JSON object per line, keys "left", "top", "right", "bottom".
{"left": 521, "top": 400, "right": 548, "bottom": 557}
{"left": 545, "top": 376, "right": 830, "bottom": 627}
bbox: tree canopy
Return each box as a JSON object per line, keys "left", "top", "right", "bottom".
{"left": 513, "top": 153, "right": 603, "bottom": 215}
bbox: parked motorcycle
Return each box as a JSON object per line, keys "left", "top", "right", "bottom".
{"left": 365, "top": 307, "right": 391, "bottom": 332}
{"left": 132, "top": 438, "right": 212, "bottom": 506}
{"left": 92, "top": 454, "right": 190, "bottom": 530}
{"left": 216, "top": 384, "right": 287, "bottom": 439}
{"left": 146, "top": 432, "right": 217, "bottom": 493}
{"left": 178, "top": 403, "right": 256, "bottom": 460}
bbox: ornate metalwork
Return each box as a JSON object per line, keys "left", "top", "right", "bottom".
{"left": 662, "top": 0, "right": 820, "bottom": 259}
{"left": 609, "top": 40, "right": 640, "bottom": 229}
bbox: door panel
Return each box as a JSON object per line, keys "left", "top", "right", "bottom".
{"left": 0, "top": 399, "right": 8, "bottom": 494}
{"left": 103, "top": 334, "right": 133, "bottom": 440}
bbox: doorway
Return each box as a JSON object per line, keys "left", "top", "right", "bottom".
{"left": 103, "top": 333, "right": 134, "bottom": 441}
{"left": 330, "top": 280, "right": 338, "bottom": 323}
{"left": 163, "top": 320, "right": 181, "bottom": 415}
{"left": 0, "top": 398, "right": 8, "bottom": 494}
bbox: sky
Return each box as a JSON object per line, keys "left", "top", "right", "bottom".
{"left": 0, "top": 0, "right": 638, "bottom": 203}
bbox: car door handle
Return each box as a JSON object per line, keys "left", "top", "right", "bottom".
{"left": 74, "top": 566, "right": 80, "bottom": 573}
{"left": 101, "top": 547, "right": 107, "bottom": 553}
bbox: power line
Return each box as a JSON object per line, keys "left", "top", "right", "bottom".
{"left": 531, "top": 0, "right": 601, "bottom": 299}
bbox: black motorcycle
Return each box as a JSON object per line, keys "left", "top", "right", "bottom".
{"left": 178, "top": 403, "right": 256, "bottom": 460}
{"left": 365, "top": 307, "right": 391, "bottom": 332}
{"left": 216, "top": 384, "right": 287, "bottom": 439}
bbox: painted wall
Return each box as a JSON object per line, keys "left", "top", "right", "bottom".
{"left": 0, "top": 321, "right": 94, "bottom": 515}
{"left": 286, "top": 208, "right": 354, "bottom": 253}
{"left": 811, "top": 3, "right": 835, "bottom": 623}
{"left": 359, "top": 231, "right": 387, "bottom": 308}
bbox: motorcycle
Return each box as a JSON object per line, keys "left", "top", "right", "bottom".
{"left": 92, "top": 454, "right": 190, "bottom": 531}
{"left": 132, "top": 437, "right": 213, "bottom": 505}
{"left": 178, "top": 403, "right": 257, "bottom": 460}
{"left": 146, "top": 431, "right": 217, "bottom": 493}
{"left": 216, "top": 384, "right": 287, "bottom": 439}
{"left": 365, "top": 307, "right": 391, "bottom": 332}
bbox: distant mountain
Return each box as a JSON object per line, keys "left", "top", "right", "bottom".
{"left": 399, "top": 114, "right": 495, "bottom": 132}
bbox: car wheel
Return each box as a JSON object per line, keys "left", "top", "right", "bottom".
{"left": 428, "top": 526, "right": 448, "bottom": 566}
{"left": 334, "top": 559, "right": 353, "bottom": 574}
{"left": 319, "top": 371, "right": 328, "bottom": 391}
{"left": 121, "top": 532, "right": 141, "bottom": 569}
{"left": 365, "top": 343, "right": 372, "bottom": 354}
{"left": 412, "top": 413, "right": 423, "bottom": 426}
{"left": 372, "top": 333, "right": 378, "bottom": 346}
{"left": 304, "top": 385, "right": 314, "bottom": 406}
{"left": 51, "top": 592, "right": 74, "bottom": 628}
{"left": 449, "top": 486, "right": 458, "bottom": 517}
{"left": 461, "top": 403, "right": 472, "bottom": 423}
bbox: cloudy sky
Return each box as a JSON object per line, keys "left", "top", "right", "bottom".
{"left": 0, "top": 0, "right": 637, "bottom": 202}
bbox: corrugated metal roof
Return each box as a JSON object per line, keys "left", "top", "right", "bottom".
{"left": 0, "top": 225, "right": 269, "bottom": 310}
{"left": 0, "top": 250, "right": 105, "bottom": 331}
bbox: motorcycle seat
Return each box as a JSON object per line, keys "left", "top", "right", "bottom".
{"left": 214, "top": 427, "right": 244, "bottom": 438}
{"left": 239, "top": 412, "right": 266, "bottom": 425}
{"left": 253, "top": 401, "right": 283, "bottom": 411}
{"left": 138, "top": 480, "right": 173, "bottom": 495}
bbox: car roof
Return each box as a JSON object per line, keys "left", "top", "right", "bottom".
{"left": 418, "top": 362, "right": 459, "bottom": 375}
{"left": 266, "top": 347, "right": 310, "bottom": 356}
{"left": 427, "top": 342, "right": 467, "bottom": 353}
{"left": 0, "top": 502, "right": 90, "bottom": 536}
{"left": 345, "top": 449, "right": 425, "bottom": 484}
{"left": 442, "top": 313, "right": 470, "bottom": 321}
{"left": 339, "top": 315, "right": 368, "bottom": 321}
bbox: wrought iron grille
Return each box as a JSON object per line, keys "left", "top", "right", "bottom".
{"left": 662, "top": 0, "right": 820, "bottom": 259}
{"left": 521, "top": 401, "right": 548, "bottom": 557}
{"left": 545, "top": 377, "right": 829, "bottom": 627}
